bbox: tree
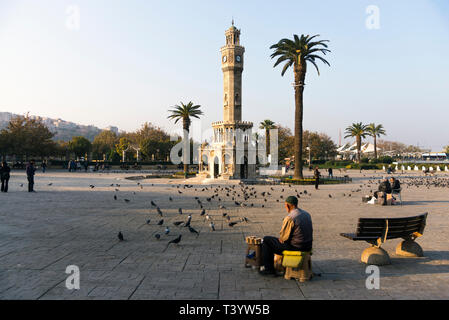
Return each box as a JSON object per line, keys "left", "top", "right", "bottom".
{"left": 115, "top": 137, "right": 131, "bottom": 161}
{"left": 1, "top": 114, "right": 57, "bottom": 160}
{"left": 92, "top": 130, "right": 118, "bottom": 160}
{"left": 303, "top": 131, "right": 337, "bottom": 161}
{"left": 68, "top": 136, "right": 92, "bottom": 158}
{"left": 277, "top": 125, "right": 295, "bottom": 164}
{"left": 270, "top": 34, "right": 331, "bottom": 179}
{"left": 344, "top": 122, "right": 368, "bottom": 163}
{"left": 167, "top": 101, "right": 203, "bottom": 177}
{"left": 259, "top": 119, "right": 276, "bottom": 160}
{"left": 366, "top": 123, "right": 386, "bottom": 159}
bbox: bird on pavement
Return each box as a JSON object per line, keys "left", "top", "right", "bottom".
{"left": 118, "top": 231, "right": 124, "bottom": 241}
{"left": 167, "top": 235, "right": 182, "bottom": 245}
{"left": 157, "top": 219, "right": 164, "bottom": 226}
{"left": 188, "top": 226, "right": 199, "bottom": 235}
{"left": 155, "top": 234, "right": 161, "bottom": 240}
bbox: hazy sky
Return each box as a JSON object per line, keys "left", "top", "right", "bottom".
{"left": 0, "top": 0, "right": 448, "bottom": 151}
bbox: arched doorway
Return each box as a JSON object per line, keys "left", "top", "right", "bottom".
{"left": 240, "top": 156, "right": 248, "bottom": 179}
{"left": 213, "top": 156, "right": 219, "bottom": 178}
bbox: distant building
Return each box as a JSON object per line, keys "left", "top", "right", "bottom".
{"left": 105, "top": 126, "right": 119, "bottom": 135}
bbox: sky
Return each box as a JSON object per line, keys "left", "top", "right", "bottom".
{"left": 0, "top": 0, "right": 448, "bottom": 151}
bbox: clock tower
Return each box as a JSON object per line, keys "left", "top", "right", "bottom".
{"left": 198, "top": 22, "right": 256, "bottom": 180}
{"left": 220, "top": 23, "right": 245, "bottom": 122}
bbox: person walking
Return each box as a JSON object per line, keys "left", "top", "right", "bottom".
{"left": 1, "top": 161, "right": 11, "bottom": 193}
{"left": 313, "top": 166, "right": 321, "bottom": 190}
{"left": 328, "top": 167, "right": 333, "bottom": 178}
{"left": 26, "top": 160, "right": 36, "bottom": 192}
{"left": 42, "top": 160, "right": 47, "bottom": 173}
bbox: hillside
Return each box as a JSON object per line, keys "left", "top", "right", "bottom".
{"left": 0, "top": 112, "right": 119, "bottom": 142}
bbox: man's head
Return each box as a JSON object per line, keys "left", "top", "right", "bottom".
{"left": 284, "top": 196, "right": 298, "bottom": 212}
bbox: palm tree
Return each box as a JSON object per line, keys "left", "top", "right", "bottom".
{"left": 344, "top": 122, "right": 368, "bottom": 163}
{"left": 366, "top": 123, "right": 386, "bottom": 159}
{"left": 167, "top": 101, "right": 203, "bottom": 177}
{"left": 270, "top": 34, "right": 330, "bottom": 179}
{"left": 259, "top": 119, "right": 276, "bottom": 161}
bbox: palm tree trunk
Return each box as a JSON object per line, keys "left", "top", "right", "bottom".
{"left": 265, "top": 129, "right": 270, "bottom": 160}
{"left": 357, "top": 136, "right": 361, "bottom": 163}
{"left": 374, "top": 136, "right": 378, "bottom": 159}
{"left": 293, "top": 65, "right": 306, "bottom": 179}
{"left": 182, "top": 119, "right": 190, "bottom": 177}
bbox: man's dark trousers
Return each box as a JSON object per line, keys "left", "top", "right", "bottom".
{"left": 1, "top": 177, "right": 8, "bottom": 192}
{"left": 262, "top": 236, "right": 311, "bottom": 272}
{"left": 27, "top": 176, "right": 34, "bottom": 192}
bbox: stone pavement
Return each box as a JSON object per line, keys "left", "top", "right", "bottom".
{"left": 0, "top": 170, "right": 448, "bottom": 300}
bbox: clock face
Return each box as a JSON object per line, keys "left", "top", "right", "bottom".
{"left": 222, "top": 55, "right": 227, "bottom": 63}
{"left": 236, "top": 55, "right": 241, "bottom": 62}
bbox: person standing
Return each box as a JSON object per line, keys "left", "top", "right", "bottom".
{"left": 328, "top": 167, "right": 333, "bottom": 178}
{"left": 42, "top": 160, "right": 47, "bottom": 173}
{"left": 259, "top": 196, "right": 313, "bottom": 276}
{"left": 1, "top": 161, "right": 11, "bottom": 193}
{"left": 26, "top": 160, "right": 36, "bottom": 192}
{"left": 314, "top": 166, "right": 321, "bottom": 190}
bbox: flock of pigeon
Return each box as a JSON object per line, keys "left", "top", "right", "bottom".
{"left": 110, "top": 182, "right": 317, "bottom": 249}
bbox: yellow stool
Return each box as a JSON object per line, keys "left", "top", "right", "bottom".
{"left": 282, "top": 250, "right": 313, "bottom": 282}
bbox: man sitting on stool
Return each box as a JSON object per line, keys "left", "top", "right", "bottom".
{"left": 260, "top": 196, "right": 313, "bottom": 276}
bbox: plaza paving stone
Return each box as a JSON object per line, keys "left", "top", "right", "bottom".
{"left": 0, "top": 170, "right": 448, "bottom": 300}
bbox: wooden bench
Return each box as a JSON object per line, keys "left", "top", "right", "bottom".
{"left": 340, "top": 213, "right": 427, "bottom": 265}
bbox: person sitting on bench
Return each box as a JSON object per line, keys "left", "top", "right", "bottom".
{"left": 389, "top": 177, "right": 400, "bottom": 190}
{"left": 259, "top": 196, "right": 313, "bottom": 276}
{"left": 374, "top": 177, "right": 392, "bottom": 199}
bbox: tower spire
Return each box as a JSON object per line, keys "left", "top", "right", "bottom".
{"left": 232, "top": 17, "right": 234, "bottom": 26}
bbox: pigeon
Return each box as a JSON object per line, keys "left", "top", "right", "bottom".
{"left": 222, "top": 213, "right": 228, "bottom": 217}
{"left": 156, "top": 207, "right": 163, "bottom": 216}
{"left": 19, "top": 184, "right": 23, "bottom": 187}
{"left": 173, "top": 221, "right": 183, "bottom": 226}
{"left": 155, "top": 234, "right": 161, "bottom": 240}
{"left": 178, "top": 208, "right": 183, "bottom": 215}
{"left": 146, "top": 219, "right": 151, "bottom": 224}
{"left": 151, "top": 201, "right": 157, "bottom": 207}
{"left": 118, "top": 231, "right": 124, "bottom": 241}
{"left": 48, "top": 183, "right": 53, "bottom": 186}
{"left": 165, "top": 227, "right": 170, "bottom": 235}
{"left": 184, "top": 215, "right": 192, "bottom": 227}
{"left": 169, "top": 197, "right": 173, "bottom": 201}
{"left": 188, "top": 226, "right": 199, "bottom": 235}
{"left": 328, "top": 194, "right": 332, "bottom": 198}
{"left": 114, "top": 195, "right": 117, "bottom": 200}
{"left": 157, "top": 219, "right": 164, "bottom": 226}
{"left": 168, "top": 235, "right": 182, "bottom": 245}
{"left": 226, "top": 215, "right": 231, "bottom": 221}
{"left": 90, "top": 185, "right": 95, "bottom": 189}
{"left": 124, "top": 199, "right": 130, "bottom": 203}
{"left": 200, "top": 209, "right": 206, "bottom": 216}
{"left": 228, "top": 222, "right": 238, "bottom": 227}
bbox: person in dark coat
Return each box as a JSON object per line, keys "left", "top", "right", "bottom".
{"left": 26, "top": 160, "right": 36, "bottom": 192}
{"left": 1, "top": 161, "right": 11, "bottom": 192}
{"left": 374, "top": 177, "right": 391, "bottom": 199}
{"left": 313, "top": 166, "right": 321, "bottom": 190}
